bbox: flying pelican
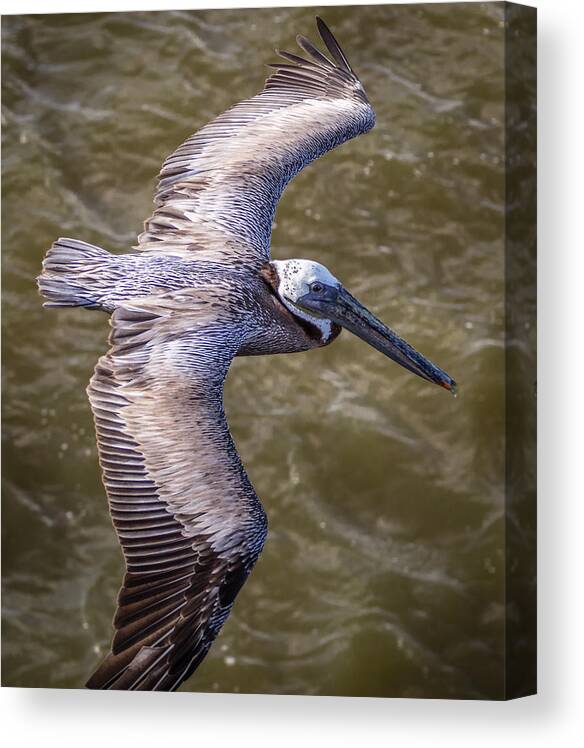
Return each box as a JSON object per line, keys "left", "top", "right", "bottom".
{"left": 37, "top": 18, "right": 456, "bottom": 692}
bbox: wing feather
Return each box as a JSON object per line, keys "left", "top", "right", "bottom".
{"left": 137, "top": 18, "right": 375, "bottom": 262}
{"left": 85, "top": 289, "right": 267, "bottom": 691}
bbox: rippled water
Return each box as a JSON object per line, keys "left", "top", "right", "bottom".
{"left": 2, "top": 4, "right": 515, "bottom": 697}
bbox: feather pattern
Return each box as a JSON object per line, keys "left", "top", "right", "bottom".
{"left": 85, "top": 288, "right": 268, "bottom": 691}
{"left": 37, "top": 19, "right": 374, "bottom": 692}
{"left": 137, "top": 17, "right": 375, "bottom": 263}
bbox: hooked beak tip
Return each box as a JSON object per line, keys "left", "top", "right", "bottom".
{"left": 440, "top": 378, "right": 458, "bottom": 397}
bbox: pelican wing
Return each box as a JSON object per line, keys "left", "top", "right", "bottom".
{"left": 137, "top": 17, "right": 375, "bottom": 263}
{"left": 85, "top": 288, "right": 267, "bottom": 691}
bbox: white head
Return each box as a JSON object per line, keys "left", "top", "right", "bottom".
{"left": 261, "top": 257, "right": 457, "bottom": 393}
{"left": 270, "top": 259, "right": 341, "bottom": 339}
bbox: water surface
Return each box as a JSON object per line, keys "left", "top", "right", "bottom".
{"left": 3, "top": 3, "right": 509, "bottom": 698}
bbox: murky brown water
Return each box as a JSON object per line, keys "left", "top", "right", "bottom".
{"left": 2, "top": 3, "right": 515, "bottom": 698}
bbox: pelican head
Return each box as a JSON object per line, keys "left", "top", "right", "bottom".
{"left": 265, "top": 259, "right": 456, "bottom": 393}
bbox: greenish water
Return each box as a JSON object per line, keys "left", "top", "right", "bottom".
{"left": 2, "top": 3, "right": 511, "bottom": 698}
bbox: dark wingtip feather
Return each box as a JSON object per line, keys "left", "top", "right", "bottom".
{"left": 316, "top": 17, "right": 353, "bottom": 73}
{"left": 296, "top": 33, "right": 335, "bottom": 68}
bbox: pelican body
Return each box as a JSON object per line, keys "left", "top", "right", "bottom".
{"left": 37, "top": 19, "right": 455, "bottom": 692}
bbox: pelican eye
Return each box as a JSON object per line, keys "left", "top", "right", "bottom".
{"left": 310, "top": 282, "right": 325, "bottom": 294}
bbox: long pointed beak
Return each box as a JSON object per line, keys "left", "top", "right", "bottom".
{"left": 301, "top": 286, "right": 456, "bottom": 392}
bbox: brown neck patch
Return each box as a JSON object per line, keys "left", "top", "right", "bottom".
{"left": 259, "top": 262, "right": 280, "bottom": 291}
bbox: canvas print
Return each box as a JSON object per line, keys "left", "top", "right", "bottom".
{"left": 1, "top": 2, "right": 536, "bottom": 698}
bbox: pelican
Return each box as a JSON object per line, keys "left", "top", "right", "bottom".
{"left": 37, "top": 18, "right": 455, "bottom": 692}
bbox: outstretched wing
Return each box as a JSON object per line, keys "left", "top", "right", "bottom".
{"left": 85, "top": 288, "right": 267, "bottom": 691}
{"left": 137, "top": 17, "right": 375, "bottom": 264}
